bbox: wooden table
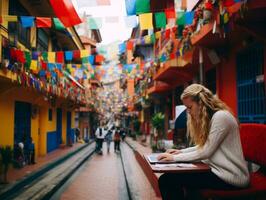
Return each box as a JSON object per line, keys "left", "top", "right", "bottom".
{"left": 143, "top": 155, "right": 211, "bottom": 173}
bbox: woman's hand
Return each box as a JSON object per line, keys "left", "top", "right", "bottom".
{"left": 166, "top": 149, "right": 181, "bottom": 155}
{"left": 157, "top": 153, "right": 174, "bottom": 161}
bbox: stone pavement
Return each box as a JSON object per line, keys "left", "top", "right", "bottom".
{"left": 60, "top": 141, "right": 161, "bottom": 200}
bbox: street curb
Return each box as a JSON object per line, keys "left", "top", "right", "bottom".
{"left": 0, "top": 141, "right": 94, "bottom": 199}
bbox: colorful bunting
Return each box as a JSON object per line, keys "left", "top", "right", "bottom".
{"left": 49, "top": 0, "right": 82, "bottom": 27}
{"left": 139, "top": 13, "right": 153, "bottom": 30}
{"left": 155, "top": 12, "right": 166, "bottom": 28}
{"left": 97, "top": 0, "right": 111, "bottom": 5}
{"left": 20, "top": 16, "right": 35, "bottom": 28}
{"left": 36, "top": 17, "right": 52, "bottom": 28}
{"left": 136, "top": 0, "right": 150, "bottom": 14}
{"left": 125, "top": 0, "right": 136, "bottom": 16}
{"left": 76, "top": 0, "right": 97, "bottom": 7}
{"left": 176, "top": 11, "right": 185, "bottom": 25}
{"left": 165, "top": 8, "right": 176, "bottom": 19}
{"left": 185, "top": 11, "right": 194, "bottom": 25}
{"left": 124, "top": 15, "right": 138, "bottom": 28}
{"left": 48, "top": 52, "right": 55, "bottom": 63}
{"left": 87, "top": 17, "right": 102, "bottom": 29}
{"left": 53, "top": 18, "right": 65, "bottom": 30}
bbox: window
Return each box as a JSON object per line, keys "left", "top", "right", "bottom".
{"left": 48, "top": 109, "right": 53, "bottom": 121}
{"left": 37, "top": 29, "right": 48, "bottom": 51}
{"left": 8, "top": 0, "right": 30, "bottom": 48}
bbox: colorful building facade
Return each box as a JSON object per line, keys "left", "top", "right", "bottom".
{"left": 0, "top": 0, "right": 85, "bottom": 156}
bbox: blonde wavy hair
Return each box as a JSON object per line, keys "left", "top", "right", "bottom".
{"left": 181, "top": 84, "right": 232, "bottom": 147}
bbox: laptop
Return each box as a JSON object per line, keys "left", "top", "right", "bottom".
{"left": 146, "top": 153, "right": 178, "bottom": 164}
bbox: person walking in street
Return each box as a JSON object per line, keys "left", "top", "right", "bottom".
{"left": 105, "top": 128, "right": 113, "bottom": 153}
{"left": 95, "top": 126, "right": 105, "bottom": 154}
{"left": 113, "top": 128, "right": 121, "bottom": 152}
{"left": 157, "top": 84, "right": 250, "bottom": 200}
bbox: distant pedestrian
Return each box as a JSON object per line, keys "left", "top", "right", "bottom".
{"left": 113, "top": 128, "right": 121, "bottom": 152}
{"left": 95, "top": 126, "right": 104, "bottom": 154}
{"left": 105, "top": 129, "right": 113, "bottom": 153}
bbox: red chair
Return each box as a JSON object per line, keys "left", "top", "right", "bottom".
{"left": 200, "top": 123, "right": 266, "bottom": 199}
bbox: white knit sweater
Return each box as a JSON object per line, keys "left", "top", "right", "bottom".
{"left": 173, "top": 110, "right": 250, "bottom": 187}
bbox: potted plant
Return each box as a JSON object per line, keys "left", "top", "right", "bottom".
{"left": 0, "top": 146, "right": 13, "bottom": 183}
{"left": 151, "top": 112, "right": 165, "bottom": 152}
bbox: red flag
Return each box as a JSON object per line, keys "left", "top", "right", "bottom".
{"left": 0, "top": 16, "right": 2, "bottom": 24}
{"left": 49, "top": 0, "right": 82, "bottom": 27}
{"left": 73, "top": 50, "right": 80, "bottom": 59}
{"left": 165, "top": 29, "right": 170, "bottom": 39}
{"left": 56, "top": 51, "right": 64, "bottom": 63}
{"left": 95, "top": 55, "right": 104, "bottom": 63}
{"left": 36, "top": 17, "right": 52, "bottom": 28}
{"left": 127, "top": 41, "right": 134, "bottom": 50}
{"left": 165, "top": 8, "right": 176, "bottom": 19}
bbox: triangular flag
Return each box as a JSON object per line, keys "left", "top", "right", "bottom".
{"left": 36, "top": 17, "right": 52, "bottom": 28}
{"left": 185, "top": 11, "right": 194, "bottom": 25}
{"left": 176, "top": 11, "right": 185, "bottom": 25}
{"left": 20, "top": 16, "right": 35, "bottom": 28}
{"left": 80, "top": 50, "right": 89, "bottom": 58}
{"left": 155, "top": 12, "right": 166, "bottom": 28}
{"left": 139, "top": 13, "right": 153, "bottom": 30}
{"left": 125, "top": 0, "right": 136, "bottom": 16}
{"left": 50, "top": 0, "right": 82, "bottom": 27}
{"left": 76, "top": 0, "right": 97, "bottom": 7}
{"left": 96, "top": 0, "right": 111, "bottom": 5}
{"left": 53, "top": 18, "right": 65, "bottom": 30}
{"left": 65, "top": 51, "right": 73, "bottom": 61}
{"left": 165, "top": 8, "right": 176, "bottom": 19}
{"left": 48, "top": 52, "right": 55, "bottom": 63}
{"left": 136, "top": 0, "right": 150, "bottom": 14}
{"left": 87, "top": 17, "right": 102, "bottom": 29}
{"left": 124, "top": 15, "right": 138, "bottom": 28}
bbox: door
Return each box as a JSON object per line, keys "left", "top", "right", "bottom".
{"left": 14, "top": 101, "right": 31, "bottom": 145}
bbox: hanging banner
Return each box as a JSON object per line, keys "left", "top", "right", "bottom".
{"left": 50, "top": 0, "right": 82, "bottom": 27}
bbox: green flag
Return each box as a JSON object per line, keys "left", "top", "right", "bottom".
{"left": 176, "top": 12, "right": 185, "bottom": 25}
{"left": 53, "top": 18, "right": 65, "bottom": 30}
{"left": 136, "top": 0, "right": 150, "bottom": 14}
{"left": 42, "top": 52, "right": 48, "bottom": 62}
{"left": 24, "top": 51, "right": 31, "bottom": 70}
{"left": 150, "top": 33, "right": 155, "bottom": 44}
{"left": 155, "top": 12, "right": 166, "bottom": 28}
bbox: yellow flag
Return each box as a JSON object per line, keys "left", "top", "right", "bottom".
{"left": 144, "top": 35, "right": 151, "bottom": 44}
{"left": 139, "top": 13, "right": 153, "bottom": 30}
{"left": 80, "top": 50, "right": 89, "bottom": 58}
{"left": 48, "top": 52, "right": 55, "bottom": 63}
{"left": 155, "top": 31, "right": 161, "bottom": 39}
{"left": 30, "top": 60, "right": 38, "bottom": 71}
{"left": 3, "top": 15, "right": 18, "bottom": 22}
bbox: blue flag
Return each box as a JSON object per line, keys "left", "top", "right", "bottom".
{"left": 125, "top": 0, "right": 136, "bottom": 16}
{"left": 185, "top": 11, "right": 194, "bottom": 25}
{"left": 65, "top": 51, "right": 73, "bottom": 61}
{"left": 20, "top": 16, "right": 35, "bottom": 28}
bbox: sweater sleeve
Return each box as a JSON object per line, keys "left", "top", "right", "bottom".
{"left": 173, "top": 111, "right": 233, "bottom": 162}
{"left": 180, "top": 146, "right": 198, "bottom": 153}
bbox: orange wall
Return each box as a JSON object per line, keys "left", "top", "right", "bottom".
{"left": 217, "top": 49, "right": 238, "bottom": 115}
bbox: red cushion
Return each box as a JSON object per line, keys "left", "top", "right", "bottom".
{"left": 200, "top": 172, "right": 266, "bottom": 198}
{"left": 240, "top": 123, "right": 266, "bottom": 166}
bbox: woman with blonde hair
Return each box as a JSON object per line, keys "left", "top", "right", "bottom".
{"left": 157, "top": 84, "right": 249, "bottom": 200}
